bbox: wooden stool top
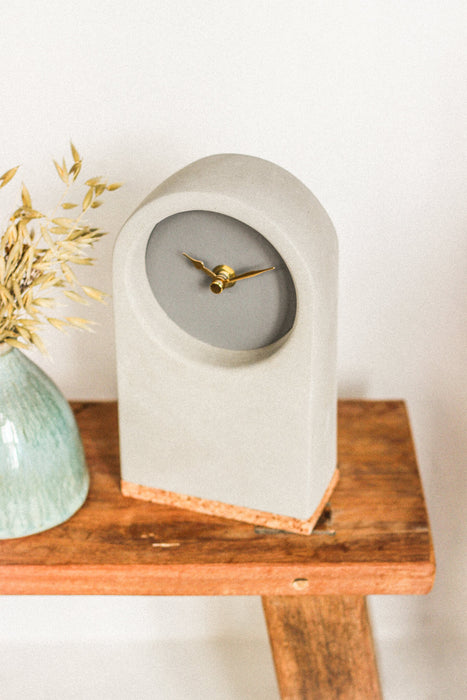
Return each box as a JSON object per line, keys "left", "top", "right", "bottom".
{"left": 0, "top": 401, "right": 435, "bottom": 596}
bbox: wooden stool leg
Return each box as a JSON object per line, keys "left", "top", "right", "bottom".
{"left": 262, "top": 595, "right": 382, "bottom": 700}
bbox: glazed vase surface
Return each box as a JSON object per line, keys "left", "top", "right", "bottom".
{"left": 0, "top": 345, "right": 89, "bottom": 538}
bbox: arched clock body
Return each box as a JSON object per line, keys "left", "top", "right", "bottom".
{"left": 113, "top": 154, "right": 338, "bottom": 533}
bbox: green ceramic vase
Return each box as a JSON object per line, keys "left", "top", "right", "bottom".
{"left": 0, "top": 344, "right": 89, "bottom": 538}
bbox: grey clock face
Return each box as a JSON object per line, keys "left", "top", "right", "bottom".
{"left": 145, "top": 211, "right": 296, "bottom": 351}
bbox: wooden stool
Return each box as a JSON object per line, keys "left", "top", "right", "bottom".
{"left": 0, "top": 401, "right": 435, "bottom": 699}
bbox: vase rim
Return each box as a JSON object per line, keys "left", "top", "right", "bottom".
{"left": 0, "top": 343, "right": 13, "bottom": 356}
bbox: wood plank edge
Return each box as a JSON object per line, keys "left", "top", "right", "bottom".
{"left": 0, "top": 560, "right": 435, "bottom": 596}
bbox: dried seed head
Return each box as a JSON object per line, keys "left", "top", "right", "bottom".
{"left": 0, "top": 145, "right": 121, "bottom": 349}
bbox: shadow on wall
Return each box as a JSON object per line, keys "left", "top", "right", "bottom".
{"left": 338, "top": 379, "right": 370, "bottom": 398}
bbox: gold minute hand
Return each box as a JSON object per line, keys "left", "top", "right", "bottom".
{"left": 230, "top": 266, "right": 275, "bottom": 283}
{"left": 182, "top": 252, "right": 217, "bottom": 279}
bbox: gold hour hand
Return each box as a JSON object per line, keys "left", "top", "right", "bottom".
{"left": 230, "top": 266, "right": 275, "bottom": 283}
{"left": 182, "top": 252, "right": 216, "bottom": 279}
{"left": 182, "top": 254, "right": 275, "bottom": 294}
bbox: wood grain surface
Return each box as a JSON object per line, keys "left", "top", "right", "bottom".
{"left": 262, "top": 595, "right": 382, "bottom": 699}
{"left": 0, "top": 400, "right": 435, "bottom": 595}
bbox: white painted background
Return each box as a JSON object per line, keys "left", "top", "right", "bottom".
{"left": 1, "top": 1, "right": 466, "bottom": 698}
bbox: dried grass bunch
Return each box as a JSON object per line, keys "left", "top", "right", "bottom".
{"left": 0, "top": 143, "right": 121, "bottom": 353}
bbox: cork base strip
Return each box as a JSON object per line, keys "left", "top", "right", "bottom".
{"left": 121, "top": 467, "right": 339, "bottom": 535}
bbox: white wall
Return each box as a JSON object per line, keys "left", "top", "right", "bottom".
{"left": 1, "top": 2, "right": 466, "bottom": 698}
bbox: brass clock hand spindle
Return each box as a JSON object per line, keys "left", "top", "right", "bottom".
{"left": 209, "top": 264, "right": 275, "bottom": 293}
{"left": 210, "top": 265, "right": 236, "bottom": 294}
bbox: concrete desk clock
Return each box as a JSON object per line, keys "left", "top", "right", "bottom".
{"left": 113, "top": 154, "right": 338, "bottom": 534}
